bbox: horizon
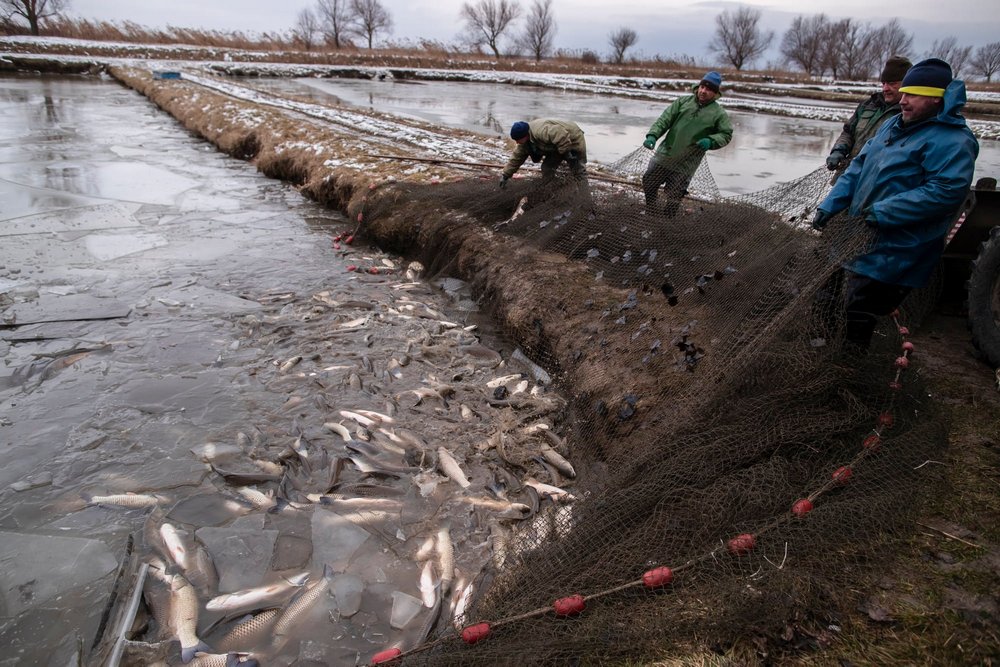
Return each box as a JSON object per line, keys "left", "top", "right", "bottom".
{"left": 58, "top": 0, "right": 999, "bottom": 70}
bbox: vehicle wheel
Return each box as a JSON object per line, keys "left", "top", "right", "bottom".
{"left": 968, "top": 226, "right": 1000, "bottom": 367}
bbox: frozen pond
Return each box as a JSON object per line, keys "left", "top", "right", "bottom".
{"left": 1, "top": 75, "right": 561, "bottom": 665}
{"left": 254, "top": 77, "right": 1000, "bottom": 195}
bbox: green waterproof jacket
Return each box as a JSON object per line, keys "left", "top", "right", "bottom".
{"left": 646, "top": 87, "right": 733, "bottom": 166}
{"left": 502, "top": 119, "right": 587, "bottom": 178}
{"left": 833, "top": 91, "right": 901, "bottom": 159}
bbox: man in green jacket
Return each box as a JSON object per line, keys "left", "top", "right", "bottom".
{"left": 826, "top": 55, "right": 912, "bottom": 183}
{"left": 641, "top": 71, "right": 733, "bottom": 215}
{"left": 500, "top": 119, "right": 587, "bottom": 187}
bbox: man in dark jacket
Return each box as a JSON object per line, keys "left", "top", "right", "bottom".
{"left": 826, "top": 55, "right": 912, "bottom": 183}
{"left": 500, "top": 119, "right": 587, "bottom": 187}
{"left": 641, "top": 71, "right": 733, "bottom": 215}
{"left": 812, "top": 58, "right": 979, "bottom": 349}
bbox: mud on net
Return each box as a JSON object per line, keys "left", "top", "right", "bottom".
{"left": 373, "top": 148, "right": 948, "bottom": 665}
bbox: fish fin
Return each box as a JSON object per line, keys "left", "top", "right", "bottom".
{"left": 81, "top": 492, "right": 94, "bottom": 505}
{"left": 268, "top": 498, "right": 291, "bottom": 514}
{"left": 322, "top": 563, "right": 335, "bottom": 580}
{"left": 181, "top": 640, "right": 212, "bottom": 663}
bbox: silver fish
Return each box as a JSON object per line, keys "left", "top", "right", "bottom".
{"left": 82, "top": 492, "right": 160, "bottom": 508}
{"left": 160, "top": 523, "right": 190, "bottom": 570}
{"left": 539, "top": 442, "right": 576, "bottom": 478}
{"left": 206, "top": 572, "right": 310, "bottom": 612}
{"left": 166, "top": 571, "right": 209, "bottom": 663}
{"left": 234, "top": 487, "right": 276, "bottom": 511}
{"left": 524, "top": 477, "right": 576, "bottom": 502}
{"left": 272, "top": 565, "right": 335, "bottom": 648}
{"left": 278, "top": 355, "right": 302, "bottom": 373}
{"left": 436, "top": 523, "right": 455, "bottom": 596}
{"left": 189, "top": 651, "right": 258, "bottom": 667}
{"left": 215, "top": 609, "right": 280, "bottom": 652}
{"left": 436, "top": 447, "right": 470, "bottom": 489}
{"left": 419, "top": 560, "right": 438, "bottom": 608}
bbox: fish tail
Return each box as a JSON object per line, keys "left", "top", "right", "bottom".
{"left": 81, "top": 492, "right": 94, "bottom": 505}
{"left": 269, "top": 498, "right": 291, "bottom": 513}
{"left": 180, "top": 640, "right": 211, "bottom": 663}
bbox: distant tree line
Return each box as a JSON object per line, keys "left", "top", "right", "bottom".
{"left": 5, "top": 0, "right": 1000, "bottom": 81}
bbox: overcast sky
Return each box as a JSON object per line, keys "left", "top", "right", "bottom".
{"left": 67, "top": 0, "right": 1000, "bottom": 68}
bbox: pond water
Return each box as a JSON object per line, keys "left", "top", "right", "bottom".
{"left": 0, "top": 75, "right": 547, "bottom": 665}
{"left": 253, "top": 77, "right": 1000, "bottom": 196}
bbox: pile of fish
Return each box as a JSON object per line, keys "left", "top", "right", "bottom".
{"left": 85, "top": 261, "right": 582, "bottom": 665}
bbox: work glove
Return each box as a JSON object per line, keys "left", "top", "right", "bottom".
{"left": 499, "top": 174, "right": 510, "bottom": 189}
{"left": 695, "top": 138, "right": 712, "bottom": 151}
{"left": 642, "top": 135, "right": 656, "bottom": 150}
{"left": 565, "top": 149, "right": 579, "bottom": 161}
{"left": 826, "top": 150, "right": 847, "bottom": 171}
{"left": 811, "top": 209, "right": 832, "bottom": 231}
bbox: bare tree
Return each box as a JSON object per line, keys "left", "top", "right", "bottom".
{"left": 517, "top": 0, "right": 555, "bottom": 62}
{"left": 969, "top": 41, "right": 1000, "bottom": 82}
{"left": 349, "top": 0, "right": 392, "bottom": 49}
{"left": 293, "top": 7, "right": 320, "bottom": 51}
{"left": 317, "top": 0, "right": 352, "bottom": 49}
{"left": 869, "top": 18, "right": 912, "bottom": 66}
{"left": 928, "top": 36, "right": 973, "bottom": 77}
{"left": 1, "top": 0, "right": 68, "bottom": 35}
{"left": 460, "top": 0, "right": 521, "bottom": 58}
{"left": 780, "top": 13, "right": 829, "bottom": 75}
{"left": 709, "top": 6, "right": 774, "bottom": 71}
{"left": 608, "top": 26, "right": 637, "bottom": 64}
{"left": 821, "top": 18, "right": 878, "bottom": 80}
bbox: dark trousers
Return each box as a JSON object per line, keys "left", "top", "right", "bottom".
{"left": 816, "top": 270, "right": 911, "bottom": 349}
{"left": 540, "top": 149, "right": 587, "bottom": 180}
{"left": 642, "top": 160, "right": 694, "bottom": 215}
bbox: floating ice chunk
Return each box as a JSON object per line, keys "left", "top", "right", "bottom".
{"left": 311, "top": 509, "right": 371, "bottom": 572}
{"left": 333, "top": 574, "right": 364, "bottom": 617}
{"left": 390, "top": 591, "right": 424, "bottom": 629}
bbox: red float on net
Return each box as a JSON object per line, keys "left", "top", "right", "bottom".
{"left": 832, "top": 466, "right": 853, "bottom": 485}
{"left": 894, "top": 356, "right": 910, "bottom": 369}
{"left": 370, "top": 647, "right": 401, "bottom": 665}
{"left": 333, "top": 242, "right": 341, "bottom": 250}
{"left": 862, "top": 434, "right": 881, "bottom": 450}
{"left": 888, "top": 381, "right": 903, "bottom": 391}
{"left": 357, "top": 212, "right": 364, "bottom": 223}
{"left": 791, "top": 498, "right": 813, "bottom": 516}
{"left": 553, "top": 594, "right": 586, "bottom": 616}
{"left": 642, "top": 566, "right": 674, "bottom": 588}
{"left": 898, "top": 326, "right": 910, "bottom": 336}
{"left": 346, "top": 265, "right": 358, "bottom": 272}
{"left": 462, "top": 623, "right": 491, "bottom": 644}
{"left": 878, "top": 412, "right": 894, "bottom": 428}
{"left": 727, "top": 533, "right": 756, "bottom": 555}
{"left": 902, "top": 341, "right": 915, "bottom": 352}
{"left": 344, "top": 235, "right": 355, "bottom": 245}
{"left": 367, "top": 267, "right": 380, "bottom": 275}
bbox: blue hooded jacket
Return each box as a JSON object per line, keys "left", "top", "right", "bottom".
{"left": 819, "top": 79, "right": 979, "bottom": 288}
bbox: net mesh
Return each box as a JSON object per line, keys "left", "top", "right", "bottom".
{"left": 364, "top": 149, "right": 946, "bottom": 665}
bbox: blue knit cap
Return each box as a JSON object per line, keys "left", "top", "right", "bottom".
{"left": 899, "top": 58, "right": 952, "bottom": 98}
{"left": 699, "top": 71, "right": 722, "bottom": 93}
{"left": 510, "top": 121, "right": 530, "bottom": 140}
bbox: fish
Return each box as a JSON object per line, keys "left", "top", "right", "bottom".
{"left": 457, "top": 496, "right": 531, "bottom": 519}
{"left": 189, "top": 652, "right": 259, "bottom": 667}
{"left": 451, "top": 580, "right": 475, "bottom": 630}
{"left": 234, "top": 487, "right": 277, "bottom": 511}
{"left": 436, "top": 523, "right": 455, "bottom": 596}
{"left": 278, "top": 355, "right": 302, "bottom": 373}
{"left": 460, "top": 404, "right": 476, "bottom": 420}
{"left": 398, "top": 387, "right": 449, "bottom": 407}
{"left": 210, "top": 465, "right": 282, "bottom": 486}
{"left": 524, "top": 478, "right": 576, "bottom": 502}
{"left": 215, "top": 610, "right": 280, "bottom": 652}
{"left": 387, "top": 358, "right": 403, "bottom": 379}
{"left": 348, "top": 372, "right": 363, "bottom": 390}
{"left": 307, "top": 495, "right": 402, "bottom": 512}
{"left": 235, "top": 432, "right": 252, "bottom": 449}
{"left": 486, "top": 373, "right": 523, "bottom": 388}
{"left": 340, "top": 410, "right": 377, "bottom": 428}
{"left": 166, "top": 570, "right": 210, "bottom": 663}
{"left": 539, "top": 442, "right": 576, "bottom": 478}
{"left": 272, "top": 564, "right": 335, "bottom": 649}
{"left": 82, "top": 492, "right": 160, "bottom": 509}
{"left": 352, "top": 408, "right": 395, "bottom": 424}
{"left": 206, "top": 572, "right": 310, "bottom": 612}
{"left": 160, "top": 523, "right": 190, "bottom": 570}
{"left": 489, "top": 520, "right": 510, "bottom": 569}
{"left": 290, "top": 435, "right": 310, "bottom": 462}
{"left": 510, "top": 379, "right": 530, "bottom": 395}
{"left": 419, "top": 560, "right": 438, "bottom": 608}
{"left": 323, "top": 421, "right": 352, "bottom": 441}
{"left": 436, "top": 447, "right": 471, "bottom": 488}
{"left": 414, "top": 535, "right": 436, "bottom": 561}
{"left": 348, "top": 452, "right": 419, "bottom": 477}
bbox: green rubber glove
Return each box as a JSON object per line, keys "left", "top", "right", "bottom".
{"left": 696, "top": 138, "right": 712, "bottom": 151}
{"left": 642, "top": 135, "right": 656, "bottom": 150}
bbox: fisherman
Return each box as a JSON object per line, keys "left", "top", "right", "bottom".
{"left": 499, "top": 119, "right": 587, "bottom": 187}
{"left": 812, "top": 58, "right": 978, "bottom": 350}
{"left": 641, "top": 70, "right": 733, "bottom": 216}
{"left": 825, "top": 55, "right": 912, "bottom": 183}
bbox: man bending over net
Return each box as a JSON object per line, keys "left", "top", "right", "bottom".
{"left": 500, "top": 119, "right": 587, "bottom": 188}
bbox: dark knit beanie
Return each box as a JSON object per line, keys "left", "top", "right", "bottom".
{"left": 699, "top": 71, "right": 722, "bottom": 93}
{"left": 899, "top": 58, "right": 952, "bottom": 97}
{"left": 880, "top": 55, "right": 912, "bottom": 83}
{"left": 510, "top": 121, "right": 530, "bottom": 140}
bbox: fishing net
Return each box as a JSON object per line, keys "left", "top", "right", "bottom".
{"left": 359, "top": 148, "right": 948, "bottom": 665}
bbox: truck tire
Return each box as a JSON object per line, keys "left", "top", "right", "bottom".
{"left": 968, "top": 226, "right": 1000, "bottom": 367}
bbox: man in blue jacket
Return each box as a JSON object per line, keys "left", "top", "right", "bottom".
{"left": 812, "top": 58, "right": 979, "bottom": 348}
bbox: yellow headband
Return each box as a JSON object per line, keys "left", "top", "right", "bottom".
{"left": 899, "top": 85, "right": 945, "bottom": 97}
